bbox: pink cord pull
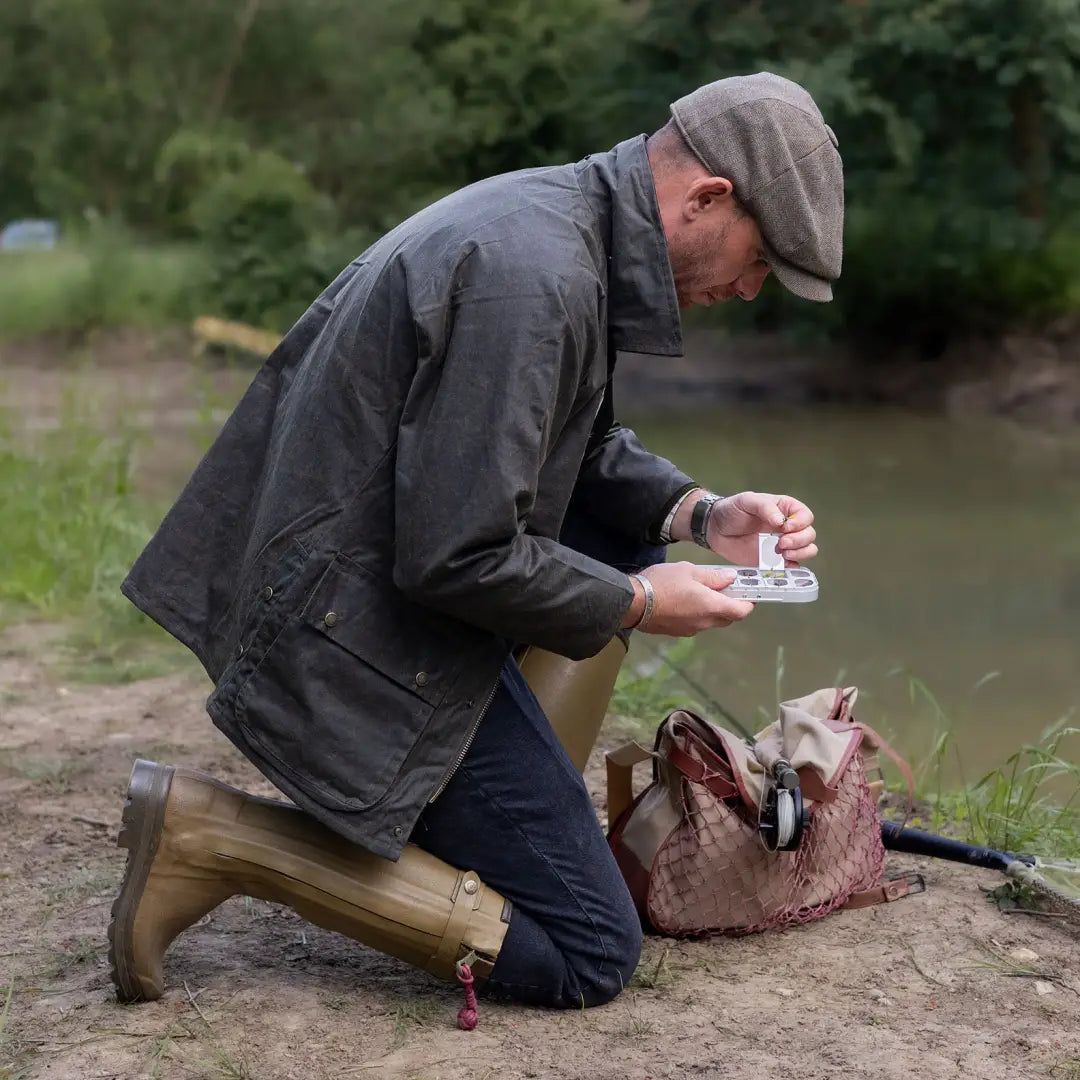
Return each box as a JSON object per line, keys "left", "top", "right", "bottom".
{"left": 456, "top": 963, "right": 479, "bottom": 1030}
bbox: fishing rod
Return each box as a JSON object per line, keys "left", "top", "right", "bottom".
{"left": 634, "top": 637, "right": 756, "bottom": 742}
{"left": 634, "top": 639, "right": 807, "bottom": 849}
{"left": 880, "top": 822, "right": 1080, "bottom": 924}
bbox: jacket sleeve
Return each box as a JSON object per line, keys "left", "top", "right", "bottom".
{"left": 571, "top": 412, "right": 696, "bottom": 543}
{"left": 392, "top": 247, "right": 635, "bottom": 659}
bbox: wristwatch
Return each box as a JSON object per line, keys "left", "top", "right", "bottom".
{"left": 690, "top": 492, "right": 722, "bottom": 550}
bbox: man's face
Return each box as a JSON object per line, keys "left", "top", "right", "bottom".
{"left": 663, "top": 178, "right": 771, "bottom": 309}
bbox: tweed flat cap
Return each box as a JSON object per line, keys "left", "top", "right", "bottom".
{"left": 670, "top": 72, "right": 844, "bottom": 302}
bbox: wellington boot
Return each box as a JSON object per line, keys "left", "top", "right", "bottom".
{"left": 517, "top": 633, "right": 629, "bottom": 772}
{"left": 108, "top": 759, "right": 510, "bottom": 1003}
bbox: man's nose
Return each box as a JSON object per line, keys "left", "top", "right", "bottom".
{"left": 736, "top": 266, "right": 770, "bottom": 301}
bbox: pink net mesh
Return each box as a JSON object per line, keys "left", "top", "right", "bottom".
{"left": 647, "top": 751, "right": 885, "bottom": 936}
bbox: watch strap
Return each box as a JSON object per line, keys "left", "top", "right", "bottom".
{"left": 690, "top": 493, "right": 721, "bottom": 549}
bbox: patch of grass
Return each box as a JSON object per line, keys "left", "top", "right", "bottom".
{"left": 609, "top": 638, "right": 704, "bottom": 738}
{"left": 0, "top": 230, "right": 204, "bottom": 342}
{"left": 54, "top": 624, "right": 197, "bottom": 685}
{"left": 897, "top": 672, "right": 1080, "bottom": 858}
{"left": 208, "top": 1046, "right": 252, "bottom": 1080}
{"left": 36, "top": 938, "right": 106, "bottom": 979}
{"left": 0, "top": 408, "right": 149, "bottom": 616}
{"left": 0, "top": 752, "right": 92, "bottom": 794}
{"left": 628, "top": 947, "right": 674, "bottom": 992}
{"left": 0, "top": 405, "right": 193, "bottom": 680}
{"left": 43, "top": 863, "right": 119, "bottom": 906}
{"left": 965, "top": 720, "right": 1080, "bottom": 858}
{"left": 390, "top": 997, "right": 444, "bottom": 1048}
{"left": 1049, "top": 1061, "right": 1080, "bottom": 1080}
{"left": 623, "top": 1010, "right": 656, "bottom": 1039}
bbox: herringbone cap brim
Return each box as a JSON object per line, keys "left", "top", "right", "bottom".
{"left": 670, "top": 72, "right": 844, "bottom": 302}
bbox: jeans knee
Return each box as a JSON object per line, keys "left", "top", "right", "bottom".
{"left": 579, "top": 906, "right": 643, "bottom": 1007}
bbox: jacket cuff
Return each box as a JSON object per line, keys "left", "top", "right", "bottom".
{"left": 645, "top": 481, "right": 701, "bottom": 546}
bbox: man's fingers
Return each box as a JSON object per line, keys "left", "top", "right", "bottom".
{"left": 692, "top": 565, "right": 736, "bottom": 589}
{"left": 689, "top": 566, "right": 754, "bottom": 622}
{"left": 736, "top": 491, "right": 787, "bottom": 528}
{"left": 736, "top": 492, "right": 814, "bottom": 532}
{"left": 710, "top": 594, "right": 755, "bottom": 622}
{"left": 777, "top": 499, "right": 813, "bottom": 531}
{"left": 777, "top": 525, "right": 815, "bottom": 553}
{"left": 782, "top": 543, "right": 818, "bottom": 566}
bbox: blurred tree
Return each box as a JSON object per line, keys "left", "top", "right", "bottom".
{"left": 0, "top": 0, "right": 1076, "bottom": 343}
{"left": 619, "top": 0, "right": 1080, "bottom": 347}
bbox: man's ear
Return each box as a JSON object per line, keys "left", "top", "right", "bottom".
{"left": 683, "top": 176, "right": 735, "bottom": 221}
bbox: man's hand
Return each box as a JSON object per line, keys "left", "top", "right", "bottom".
{"left": 621, "top": 562, "right": 755, "bottom": 636}
{"left": 705, "top": 491, "right": 817, "bottom": 567}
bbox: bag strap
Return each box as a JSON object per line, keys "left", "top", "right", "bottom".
{"left": 857, "top": 722, "right": 917, "bottom": 827}
{"left": 842, "top": 872, "right": 926, "bottom": 910}
{"left": 605, "top": 741, "right": 654, "bottom": 828}
{"left": 665, "top": 742, "right": 740, "bottom": 801}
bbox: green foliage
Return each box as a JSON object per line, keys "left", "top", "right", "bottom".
{"left": 0, "top": 410, "right": 144, "bottom": 618}
{"left": 1, "top": 0, "right": 1079, "bottom": 343}
{"left": 609, "top": 638, "right": 709, "bottom": 737}
{"left": 900, "top": 671, "right": 1080, "bottom": 858}
{"left": 155, "top": 128, "right": 255, "bottom": 236}
{"left": 966, "top": 720, "right": 1080, "bottom": 857}
{"left": 190, "top": 150, "right": 362, "bottom": 330}
{"left": 0, "top": 406, "right": 194, "bottom": 680}
{"left": 621, "top": 0, "right": 1080, "bottom": 346}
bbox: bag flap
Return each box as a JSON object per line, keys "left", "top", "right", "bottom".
{"left": 725, "top": 688, "right": 864, "bottom": 809}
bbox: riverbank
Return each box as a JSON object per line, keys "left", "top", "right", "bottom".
{"left": 617, "top": 318, "right": 1080, "bottom": 429}
{"left": 5, "top": 318, "right": 1080, "bottom": 430}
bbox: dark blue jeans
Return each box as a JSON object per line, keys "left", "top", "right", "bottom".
{"left": 411, "top": 512, "right": 664, "bottom": 1008}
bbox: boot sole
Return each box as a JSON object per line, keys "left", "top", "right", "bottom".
{"left": 108, "top": 759, "right": 175, "bottom": 1002}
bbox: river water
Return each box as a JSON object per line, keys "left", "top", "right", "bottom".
{"left": 628, "top": 406, "right": 1080, "bottom": 779}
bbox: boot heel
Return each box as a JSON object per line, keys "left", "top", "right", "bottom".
{"left": 109, "top": 759, "right": 175, "bottom": 1002}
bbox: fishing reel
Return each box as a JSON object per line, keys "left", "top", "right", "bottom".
{"left": 758, "top": 760, "right": 809, "bottom": 852}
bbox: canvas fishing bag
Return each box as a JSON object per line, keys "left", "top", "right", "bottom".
{"left": 606, "top": 687, "right": 923, "bottom": 936}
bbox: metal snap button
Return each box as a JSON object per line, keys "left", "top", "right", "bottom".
{"left": 261, "top": 585, "right": 273, "bottom": 601}
{"left": 323, "top": 611, "right": 339, "bottom": 628}
{"left": 393, "top": 826, "right": 403, "bottom": 838}
{"left": 463, "top": 879, "right": 478, "bottom": 895}
{"left": 414, "top": 671, "right": 428, "bottom": 687}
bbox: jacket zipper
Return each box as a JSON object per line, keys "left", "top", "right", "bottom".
{"left": 428, "top": 679, "right": 499, "bottom": 803}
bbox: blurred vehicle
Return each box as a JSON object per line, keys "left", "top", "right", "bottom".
{"left": 0, "top": 219, "right": 59, "bottom": 251}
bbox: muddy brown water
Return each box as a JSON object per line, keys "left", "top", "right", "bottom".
{"left": 629, "top": 406, "right": 1080, "bottom": 781}
{"left": 4, "top": 356, "right": 1079, "bottom": 781}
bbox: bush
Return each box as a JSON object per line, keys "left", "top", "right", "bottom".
{"left": 154, "top": 127, "right": 256, "bottom": 237}
{"left": 834, "top": 197, "right": 1080, "bottom": 354}
{"left": 191, "top": 150, "right": 366, "bottom": 331}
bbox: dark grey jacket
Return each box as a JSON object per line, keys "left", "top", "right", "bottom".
{"left": 122, "top": 135, "right": 693, "bottom": 858}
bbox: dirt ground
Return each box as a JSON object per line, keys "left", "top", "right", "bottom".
{"left": 1, "top": 623, "right": 1078, "bottom": 1080}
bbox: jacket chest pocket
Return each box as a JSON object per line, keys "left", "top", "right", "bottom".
{"left": 232, "top": 554, "right": 461, "bottom": 812}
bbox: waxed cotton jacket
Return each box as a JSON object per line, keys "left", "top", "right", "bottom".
{"left": 122, "top": 135, "right": 694, "bottom": 859}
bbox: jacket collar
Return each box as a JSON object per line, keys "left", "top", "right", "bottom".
{"left": 576, "top": 135, "right": 684, "bottom": 357}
